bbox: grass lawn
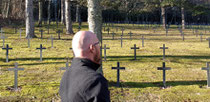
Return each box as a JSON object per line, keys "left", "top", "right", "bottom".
{"left": 1, "top": 22, "right": 210, "bottom": 101}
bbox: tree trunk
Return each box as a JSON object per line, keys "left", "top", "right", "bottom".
{"left": 48, "top": 0, "right": 51, "bottom": 25}
{"left": 160, "top": 0, "right": 166, "bottom": 29}
{"left": 54, "top": 0, "right": 58, "bottom": 27}
{"left": 38, "top": 0, "right": 43, "bottom": 27}
{"left": 61, "top": 0, "right": 65, "bottom": 25}
{"left": 76, "top": 4, "right": 81, "bottom": 23}
{"left": 25, "top": 0, "right": 36, "bottom": 38}
{"left": 181, "top": 7, "right": 185, "bottom": 29}
{"left": 87, "top": 0, "right": 103, "bottom": 74}
{"left": 65, "top": 0, "right": 74, "bottom": 34}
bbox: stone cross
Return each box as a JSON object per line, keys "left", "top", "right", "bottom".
{"left": 1, "top": 35, "right": 7, "bottom": 48}
{"left": 106, "top": 27, "right": 110, "bottom": 35}
{"left": 140, "top": 36, "right": 145, "bottom": 47}
{"left": 165, "top": 28, "right": 168, "bottom": 36}
{"left": 121, "top": 27, "right": 125, "bottom": 36}
{"left": 128, "top": 31, "right": 133, "bottom": 40}
{"left": 57, "top": 30, "right": 62, "bottom": 39}
{"left": 160, "top": 44, "right": 168, "bottom": 60}
{"left": 202, "top": 62, "right": 210, "bottom": 88}
{"left": 49, "top": 35, "right": 54, "bottom": 48}
{"left": 182, "top": 33, "right": 185, "bottom": 41}
{"left": 36, "top": 44, "right": 46, "bottom": 61}
{"left": 77, "top": 25, "right": 81, "bottom": 31}
{"left": 60, "top": 61, "right": 70, "bottom": 70}
{"left": 120, "top": 35, "right": 123, "bottom": 48}
{"left": 112, "top": 62, "right": 125, "bottom": 87}
{"left": 39, "top": 29, "right": 44, "bottom": 39}
{"left": 131, "top": 44, "right": 139, "bottom": 60}
{"left": 101, "top": 44, "right": 110, "bottom": 61}
{"left": 2, "top": 44, "right": 12, "bottom": 62}
{"left": 157, "top": 62, "right": 171, "bottom": 88}
{"left": 8, "top": 63, "right": 24, "bottom": 91}
{"left": 19, "top": 29, "right": 22, "bottom": 38}
{"left": 112, "top": 32, "right": 115, "bottom": 40}
{"left": 206, "top": 37, "right": 210, "bottom": 48}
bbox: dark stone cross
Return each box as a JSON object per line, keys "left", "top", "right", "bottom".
{"left": 160, "top": 44, "right": 168, "bottom": 60}
{"left": 60, "top": 61, "right": 70, "bottom": 70}
{"left": 206, "top": 37, "right": 210, "bottom": 48}
{"left": 106, "top": 27, "right": 110, "bottom": 35}
{"left": 131, "top": 44, "right": 139, "bottom": 60}
{"left": 36, "top": 44, "right": 46, "bottom": 61}
{"left": 2, "top": 44, "right": 12, "bottom": 62}
{"left": 140, "top": 36, "right": 145, "bottom": 47}
{"left": 39, "top": 29, "right": 44, "bottom": 39}
{"left": 101, "top": 44, "right": 110, "bottom": 61}
{"left": 57, "top": 30, "right": 62, "bottom": 39}
{"left": 201, "top": 62, "right": 210, "bottom": 88}
{"left": 128, "top": 31, "right": 133, "bottom": 40}
{"left": 157, "top": 62, "right": 171, "bottom": 88}
{"left": 112, "top": 62, "right": 125, "bottom": 87}
{"left": 77, "top": 25, "right": 81, "bottom": 31}
{"left": 120, "top": 35, "right": 123, "bottom": 48}
{"left": 1, "top": 35, "right": 7, "bottom": 48}
{"left": 8, "top": 63, "right": 24, "bottom": 91}
{"left": 112, "top": 32, "right": 115, "bottom": 40}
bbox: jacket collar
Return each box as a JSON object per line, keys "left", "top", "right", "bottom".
{"left": 71, "top": 58, "right": 100, "bottom": 71}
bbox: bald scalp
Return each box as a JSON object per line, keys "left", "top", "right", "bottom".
{"left": 72, "top": 31, "right": 98, "bottom": 56}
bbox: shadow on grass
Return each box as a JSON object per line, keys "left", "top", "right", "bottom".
{"left": 107, "top": 55, "right": 210, "bottom": 61}
{"left": 108, "top": 80, "right": 207, "bottom": 88}
{"left": 0, "top": 57, "right": 73, "bottom": 63}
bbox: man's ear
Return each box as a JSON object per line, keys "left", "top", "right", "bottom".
{"left": 89, "top": 44, "right": 94, "bottom": 53}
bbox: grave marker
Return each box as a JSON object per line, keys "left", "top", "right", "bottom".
{"left": 19, "top": 29, "right": 22, "bottom": 38}
{"left": 101, "top": 44, "right": 110, "bottom": 61}
{"left": 157, "top": 62, "right": 171, "bottom": 88}
{"left": 57, "top": 30, "right": 62, "bottom": 39}
{"left": 140, "top": 36, "right": 145, "bottom": 47}
{"left": 106, "top": 27, "right": 110, "bottom": 35}
{"left": 36, "top": 44, "right": 46, "bottom": 61}
{"left": 1, "top": 35, "right": 7, "bottom": 48}
{"left": 120, "top": 35, "right": 123, "bottom": 48}
{"left": 112, "top": 32, "right": 115, "bottom": 40}
{"left": 160, "top": 44, "right": 168, "bottom": 60}
{"left": 2, "top": 44, "right": 12, "bottom": 62}
{"left": 128, "top": 31, "right": 133, "bottom": 40}
{"left": 131, "top": 44, "right": 139, "bottom": 60}
{"left": 8, "top": 63, "right": 24, "bottom": 91}
{"left": 121, "top": 27, "right": 125, "bottom": 36}
{"left": 60, "top": 61, "right": 70, "bottom": 70}
{"left": 39, "top": 29, "right": 44, "bottom": 39}
{"left": 112, "top": 62, "right": 125, "bottom": 87}
{"left": 201, "top": 62, "right": 210, "bottom": 88}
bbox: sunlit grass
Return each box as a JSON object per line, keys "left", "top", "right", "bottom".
{"left": 1, "top": 22, "right": 210, "bottom": 101}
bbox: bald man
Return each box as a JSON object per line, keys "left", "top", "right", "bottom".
{"left": 59, "top": 31, "right": 110, "bottom": 102}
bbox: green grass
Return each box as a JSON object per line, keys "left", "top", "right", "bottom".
{"left": 1, "top": 22, "right": 210, "bottom": 101}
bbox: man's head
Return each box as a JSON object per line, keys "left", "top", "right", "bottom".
{"left": 72, "top": 31, "right": 101, "bottom": 64}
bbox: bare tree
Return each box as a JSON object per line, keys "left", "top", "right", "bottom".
{"left": 25, "top": 0, "right": 36, "bottom": 38}
{"left": 38, "top": 0, "right": 43, "bottom": 27}
{"left": 61, "top": 0, "right": 65, "bottom": 24}
{"left": 160, "top": 0, "right": 166, "bottom": 29}
{"left": 65, "top": 0, "right": 74, "bottom": 34}
{"left": 87, "top": 0, "right": 103, "bottom": 74}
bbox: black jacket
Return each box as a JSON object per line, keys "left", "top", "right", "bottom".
{"left": 59, "top": 58, "right": 110, "bottom": 102}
